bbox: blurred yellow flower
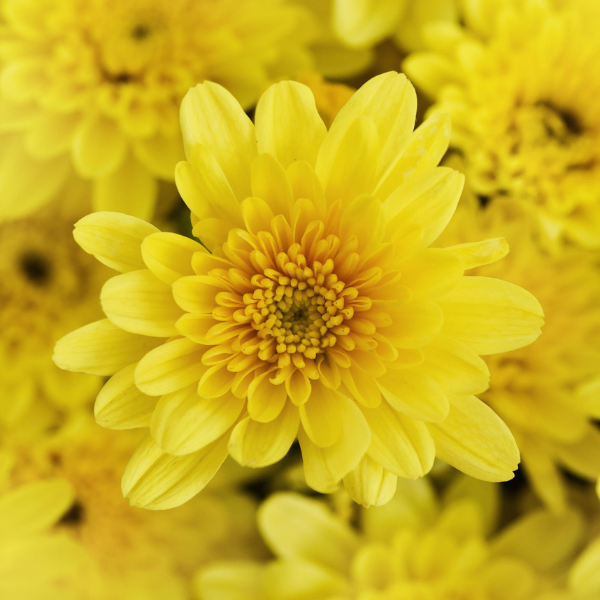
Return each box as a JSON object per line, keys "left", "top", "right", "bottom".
{"left": 404, "top": 0, "right": 600, "bottom": 249}
{"left": 0, "top": 477, "right": 97, "bottom": 600}
{"left": 4, "top": 417, "right": 264, "bottom": 600}
{"left": 0, "top": 200, "right": 109, "bottom": 435}
{"left": 438, "top": 196, "right": 600, "bottom": 512}
{"left": 0, "top": 0, "right": 316, "bottom": 221}
{"left": 195, "top": 480, "right": 586, "bottom": 600}
{"left": 54, "top": 73, "right": 544, "bottom": 510}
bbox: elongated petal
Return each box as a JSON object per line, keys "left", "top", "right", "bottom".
{"left": 299, "top": 383, "right": 343, "bottom": 448}
{"left": 344, "top": 455, "right": 397, "bottom": 508}
{"left": 135, "top": 337, "right": 206, "bottom": 396}
{"left": 399, "top": 248, "right": 464, "bottom": 299}
{"left": 53, "top": 319, "right": 163, "bottom": 376}
{"left": 258, "top": 492, "right": 359, "bottom": 574}
{"left": 151, "top": 387, "right": 244, "bottom": 456}
{"left": 95, "top": 363, "right": 158, "bottom": 429}
{"left": 180, "top": 82, "right": 256, "bottom": 200}
{"left": 255, "top": 80, "right": 327, "bottom": 169}
{"left": 427, "top": 395, "right": 520, "bottom": 482}
{"left": 247, "top": 374, "right": 287, "bottom": 423}
{"left": 101, "top": 270, "right": 184, "bottom": 337}
{"left": 195, "top": 563, "right": 265, "bottom": 600}
{"left": 228, "top": 401, "right": 299, "bottom": 468}
{"left": 439, "top": 276, "right": 544, "bottom": 355}
{"left": 382, "top": 299, "right": 444, "bottom": 349}
{"left": 122, "top": 434, "right": 229, "bottom": 510}
{"left": 141, "top": 232, "right": 201, "bottom": 285}
{"left": 74, "top": 212, "right": 158, "bottom": 273}
{"left": 361, "top": 401, "right": 435, "bottom": 478}
{"left": 299, "top": 395, "right": 370, "bottom": 493}
{"left": 172, "top": 276, "right": 220, "bottom": 314}
{"left": 446, "top": 238, "right": 510, "bottom": 270}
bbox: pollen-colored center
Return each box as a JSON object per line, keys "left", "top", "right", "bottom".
{"left": 244, "top": 254, "right": 356, "bottom": 367}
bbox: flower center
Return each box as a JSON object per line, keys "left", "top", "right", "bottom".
{"left": 20, "top": 252, "right": 52, "bottom": 286}
{"left": 242, "top": 253, "right": 356, "bottom": 369}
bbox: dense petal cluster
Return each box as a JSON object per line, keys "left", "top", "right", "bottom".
{"left": 0, "top": 201, "right": 108, "bottom": 435}
{"left": 54, "top": 73, "right": 544, "bottom": 510}
{"left": 0, "top": 0, "right": 317, "bottom": 220}
{"left": 405, "top": 0, "right": 600, "bottom": 248}
{"left": 437, "top": 195, "right": 600, "bottom": 511}
{"left": 5, "top": 418, "right": 263, "bottom": 599}
{"left": 196, "top": 481, "right": 588, "bottom": 600}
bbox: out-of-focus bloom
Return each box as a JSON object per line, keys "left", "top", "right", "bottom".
{"left": 195, "top": 479, "right": 586, "bottom": 600}
{"left": 404, "top": 0, "right": 600, "bottom": 249}
{"left": 0, "top": 197, "right": 109, "bottom": 435}
{"left": 332, "top": 0, "right": 459, "bottom": 52}
{"left": 54, "top": 73, "right": 544, "bottom": 510}
{"left": 0, "top": 0, "right": 317, "bottom": 221}
{"left": 437, "top": 196, "right": 600, "bottom": 512}
{"left": 4, "top": 417, "right": 264, "bottom": 600}
{"left": 0, "top": 476, "right": 97, "bottom": 600}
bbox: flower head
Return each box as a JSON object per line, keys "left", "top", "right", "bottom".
{"left": 404, "top": 0, "right": 600, "bottom": 248}
{"left": 0, "top": 203, "right": 108, "bottom": 434}
{"left": 55, "top": 72, "right": 543, "bottom": 510}
{"left": 195, "top": 481, "right": 586, "bottom": 600}
{"left": 0, "top": 0, "right": 316, "bottom": 220}
{"left": 437, "top": 195, "right": 600, "bottom": 512}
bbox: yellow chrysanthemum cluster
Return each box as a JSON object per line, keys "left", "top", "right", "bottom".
{"left": 1, "top": 0, "right": 600, "bottom": 597}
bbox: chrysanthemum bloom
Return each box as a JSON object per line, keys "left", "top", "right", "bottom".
{"left": 195, "top": 480, "right": 585, "bottom": 600}
{"left": 0, "top": 0, "right": 320, "bottom": 221}
{"left": 0, "top": 476, "right": 97, "bottom": 599}
{"left": 437, "top": 196, "right": 600, "bottom": 512}
{"left": 4, "top": 418, "right": 264, "bottom": 600}
{"left": 404, "top": 0, "right": 600, "bottom": 249}
{"left": 0, "top": 201, "right": 109, "bottom": 434}
{"left": 332, "top": 0, "right": 459, "bottom": 53}
{"left": 55, "top": 72, "right": 544, "bottom": 509}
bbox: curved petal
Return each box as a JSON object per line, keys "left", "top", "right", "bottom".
{"left": 344, "top": 455, "right": 397, "bottom": 508}
{"left": 141, "top": 232, "right": 201, "bottom": 285}
{"left": 299, "top": 383, "right": 343, "bottom": 448}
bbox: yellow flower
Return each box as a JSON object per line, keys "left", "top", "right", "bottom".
{"left": 54, "top": 72, "right": 544, "bottom": 510}
{"left": 0, "top": 201, "right": 109, "bottom": 435}
{"left": 437, "top": 195, "right": 600, "bottom": 512}
{"left": 195, "top": 480, "right": 586, "bottom": 600}
{"left": 404, "top": 0, "right": 600, "bottom": 249}
{"left": 0, "top": 0, "right": 317, "bottom": 221}
{"left": 4, "top": 417, "right": 264, "bottom": 600}
{"left": 0, "top": 477, "right": 97, "bottom": 600}
{"left": 332, "top": 0, "right": 459, "bottom": 52}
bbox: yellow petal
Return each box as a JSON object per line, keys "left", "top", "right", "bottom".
{"left": 101, "top": 270, "right": 184, "bottom": 337}
{"left": 439, "top": 276, "right": 544, "bottom": 355}
{"left": 172, "top": 275, "right": 220, "bottom": 314}
{"left": 247, "top": 373, "right": 288, "bottom": 423}
{"left": 0, "top": 479, "right": 74, "bottom": 538}
{"left": 344, "top": 455, "right": 397, "bottom": 508}
{"left": 382, "top": 299, "right": 444, "bottom": 349}
{"left": 135, "top": 337, "right": 206, "bottom": 396}
{"left": 74, "top": 211, "right": 158, "bottom": 273}
{"left": 26, "top": 111, "right": 80, "bottom": 160}
{"left": 141, "top": 232, "right": 201, "bottom": 285}
{"left": 361, "top": 400, "right": 435, "bottom": 478}
{"left": 93, "top": 153, "right": 158, "bottom": 220}
{"left": 255, "top": 80, "right": 327, "bottom": 169}
{"left": 299, "top": 383, "right": 343, "bottom": 448}
{"left": 95, "top": 363, "right": 158, "bottom": 430}
{"left": 399, "top": 248, "right": 464, "bottom": 299}
{"left": 383, "top": 166, "right": 464, "bottom": 249}
{"left": 53, "top": 319, "right": 164, "bottom": 376}
{"left": 73, "top": 115, "right": 127, "bottom": 178}
{"left": 176, "top": 313, "right": 217, "bottom": 344}
{"left": 285, "top": 369, "right": 312, "bottom": 406}
{"left": 195, "top": 563, "right": 265, "bottom": 600}
{"left": 428, "top": 395, "right": 520, "bottom": 482}
{"left": 258, "top": 492, "right": 359, "bottom": 573}
{"left": 151, "top": 387, "right": 244, "bottom": 456}
{"left": 175, "top": 143, "right": 242, "bottom": 224}
{"left": 180, "top": 81, "right": 256, "bottom": 200}
{"left": 299, "top": 395, "right": 370, "bottom": 493}
{"left": 339, "top": 194, "right": 384, "bottom": 251}
{"left": 403, "top": 52, "right": 457, "bottom": 98}
{"left": 316, "top": 115, "right": 379, "bottom": 205}
{"left": 122, "top": 434, "right": 229, "bottom": 510}
{"left": 331, "top": 72, "right": 417, "bottom": 177}
{"left": 570, "top": 536, "right": 600, "bottom": 595}
{"left": 228, "top": 401, "right": 299, "bottom": 468}
{"left": 420, "top": 335, "right": 490, "bottom": 395}
{"left": 250, "top": 153, "right": 294, "bottom": 218}
{"left": 446, "top": 238, "right": 510, "bottom": 270}
{"left": 341, "top": 364, "right": 382, "bottom": 408}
